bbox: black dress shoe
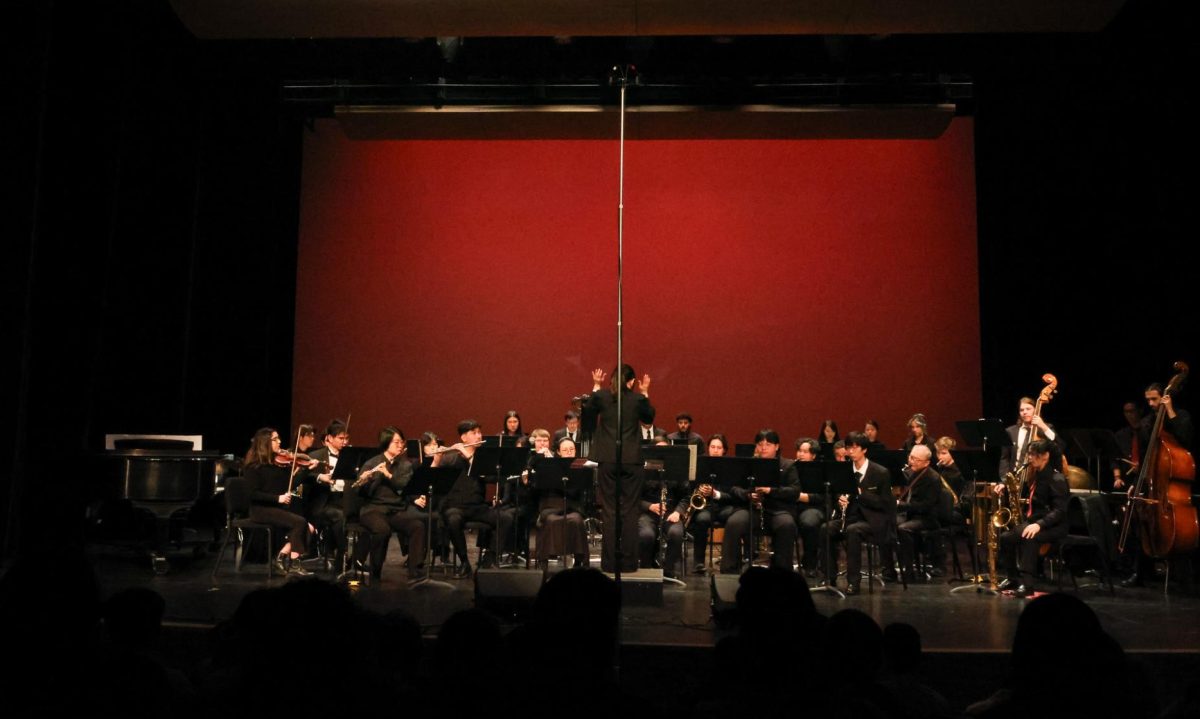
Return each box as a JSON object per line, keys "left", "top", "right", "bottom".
{"left": 803, "top": 568, "right": 818, "bottom": 579}
{"left": 929, "top": 567, "right": 946, "bottom": 578}
{"left": 693, "top": 563, "right": 707, "bottom": 575}
{"left": 1013, "top": 584, "right": 1031, "bottom": 598}
{"left": 882, "top": 570, "right": 899, "bottom": 583}
{"left": 479, "top": 551, "right": 497, "bottom": 569}
{"left": 1120, "top": 573, "right": 1144, "bottom": 588}
{"left": 453, "top": 563, "right": 473, "bottom": 579}
{"left": 273, "top": 555, "right": 290, "bottom": 576}
{"left": 845, "top": 582, "right": 861, "bottom": 595}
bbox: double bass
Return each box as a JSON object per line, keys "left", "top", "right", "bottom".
{"left": 1118, "top": 362, "right": 1198, "bottom": 557}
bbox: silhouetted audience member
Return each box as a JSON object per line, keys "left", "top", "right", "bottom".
{"left": 505, "top": 568, "right": 626, "bottom": 718}
{"left": 966, "top": 592, "right": 1145, "bottom": 719}
{"left": 880, "top": 622, "right": 952, "bottom": 719}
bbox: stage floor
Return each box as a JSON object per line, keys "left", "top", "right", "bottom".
{"left": 89, "top": 540, "right": 1200, "bottom": 655}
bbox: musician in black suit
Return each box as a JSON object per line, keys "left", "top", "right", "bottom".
{"left": 688, "top": 434, "right": 737, "bottom": 575}
{"left": 637, "top": 455, "right": 688, "bottom": 579}
{"left": 439, "top": 419, "right": 513, "bottom": 576}
{"left": 637, "top": 421, "right": 667, "bottom": 442}
{"left": 297, "top": 419, "right": 349, "bottom": 567}
{"left": 355, "top": 426, "right": 428, "bottom": 580}
{"left": 895, "top": 445, "right": 945, "bottom": 582}
{"left": 995, "top": 439, "right": 1070, "bottom": 597}
{"left": 552, "top": 410, "right": 584, "bottom": 446}
{"left": 821, "top": 431, "right": 897, "bottom": 594}
{"left": 793, "top": 437, "right": 825, "bottom": 575}
{"left": 998, "top": 397, "right": 1063, "bottom": 478}
{"left": 1140, "top": 382, "right": 1193, "bottom": 450}
{"left": 582, "top": 364, "right": 655, "bottom": 573}
{"left": 719, "top": 429, "right": 799, "bottom": 573}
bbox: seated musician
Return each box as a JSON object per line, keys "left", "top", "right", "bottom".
{"left": 864, "top": 420, "right": 887, "bottom": 451}
{"left": 552, "top": 410, "right": 583, "bottom": 446}
{"left": 438, "top": 420, "right": 513, "bottom": 577}
{"left": 902, "top": 413, "right": 936, "bottom": 454}
{"left": 242, "top": 427, "right": 315, "bottom": 576}
{"left": 687, "top": 434, "right": 736, "bottom": 575}
{"left": 818, "top": 420, "right": 840, "bottom": 460}
{"left": 666, "top": 412, "right": 704, "bottom": 445}
{"left": 501, "top": 410, "right": 528, "bottom": 447}
{"left": 524, "top": 430, "right": 589, "bottom": 568}
{"left": 895, "top": 445, "right": 944, "bottom": 583}
{"left": 297, "top": 424, "right": 316, "bottom": 453}
{"left": 832, "top": 440, "right": 848, "bottom": 462}
{"left": 930, "top": 436, "right": 969, "bottom": 576}
{"left": 637, "top": 448, "right": 687, "bottom": 579}
{"left": 297, "top": 419, "right": 349, "bottom": 567}
{"left": 355, "top": 426, "right": 428, "bottom": 581}
{"left": 793, "top": 437, "right": 824, "bottom": 576}
{"left": 995, "top": 439, "right": 1069, "bottom": 597}
{"left": 821, "top": 431, "right": 896, "bottom": 594}
{"left": 720, "top": 429, "right": 799, "bottom": 574}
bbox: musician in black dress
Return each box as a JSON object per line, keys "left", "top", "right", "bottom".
{"left": 525, "top": 430, "right": 589, "bottom": 568}
{"left": 863, "top": 420, "right": 887, "bottom": 451}
{"left": 355, "top": 426, "right": 428, "bottom": 581}
{"left": 821, "top": 431, "right": 896, "bottom": 594}
{"left": 720, "top": 429, "right": 799, "bottom": 573}
{"left": 582, "top": 365, "right": 655, "bottom": 573}
{"left": 817, "top": 420, "right": 840, "bottom": 460}
{"left": 501, "top": 410, "right": 528, "bottom": 447}
{"left": 242, "top": 427, "right": 314, "bottom": 576}
{"left": 439, "top": 420, "right": 513, "bottom": 576}
{"left": 995, "top": 439, "right": 1069, "bottom": 597}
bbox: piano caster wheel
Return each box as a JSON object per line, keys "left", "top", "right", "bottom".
{"left": 152, "top": 555, "right": 170, "bottom": 575}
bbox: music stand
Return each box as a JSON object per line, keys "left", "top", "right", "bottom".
{"left": 811, "top": 461, "right": 855, "bottom": 599}
{"left": 405, "top": 465, "right": 457, "bottom": 590}
{"left": 698, "top": 456, "right": 777, "bottom": 573}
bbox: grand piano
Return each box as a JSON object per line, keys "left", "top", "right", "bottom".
{"left": 87, "top": 434, "right": 231, "bottom": 573}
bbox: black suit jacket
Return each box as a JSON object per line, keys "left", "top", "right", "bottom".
{"left": 552, "top": 427, "right": 583, "bottom": 446}
{"left": 998, "top": 423, "right": 1065, "bottom": 477}
{"left": 847, "top": 460, "right": 896, "bottom": 542}
{"left": 583, "top": 387, "right": 655, "bottom": 464}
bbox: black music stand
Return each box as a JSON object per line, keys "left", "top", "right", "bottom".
{"left": 468, "top": 445, "right": 521, "bottom": 568}
{"left": 406, "top": 465, "right": 458, "bottom": 589}
{"left": 698, "top": 456, "right": 777, "bottom": 573}
{"left": 812, "top": 461, "right": 856, "bottom": 599}
{"left": 529, "top": 456, "right": 592, "bottom": 571}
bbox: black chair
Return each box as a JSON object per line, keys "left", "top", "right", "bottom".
{"left": 1049, "top": 497, "right": 1115, "bottom": 594}
{"left": 210, "top": 475, "right": 275, "bottom": 582}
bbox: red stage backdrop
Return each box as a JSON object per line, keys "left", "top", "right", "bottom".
{"left": 293, "top": 118, "right": 981, "bottom": 450}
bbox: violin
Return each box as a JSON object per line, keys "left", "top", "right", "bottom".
{"left": 274, "top": 450, "right": 321, "bottom": 469}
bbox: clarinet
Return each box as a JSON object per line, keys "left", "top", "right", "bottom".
{"left": 656, "top": 483, "right": 668, "bottom": 570}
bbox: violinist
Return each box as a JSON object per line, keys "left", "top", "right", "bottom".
{"left": 355, "top": 426, "right": 428, "bottom": 581}
{"left": 298, "top": 419, "right": 349, "bottom": 568}
{"left": 297, "top": 424, "right": 316, "bottom": 453}
{"left": 994, "top": 439, "right": 1069, "bottom": 597}
{"left": 242, "top": 427, "right": 315, "bottom": 576}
